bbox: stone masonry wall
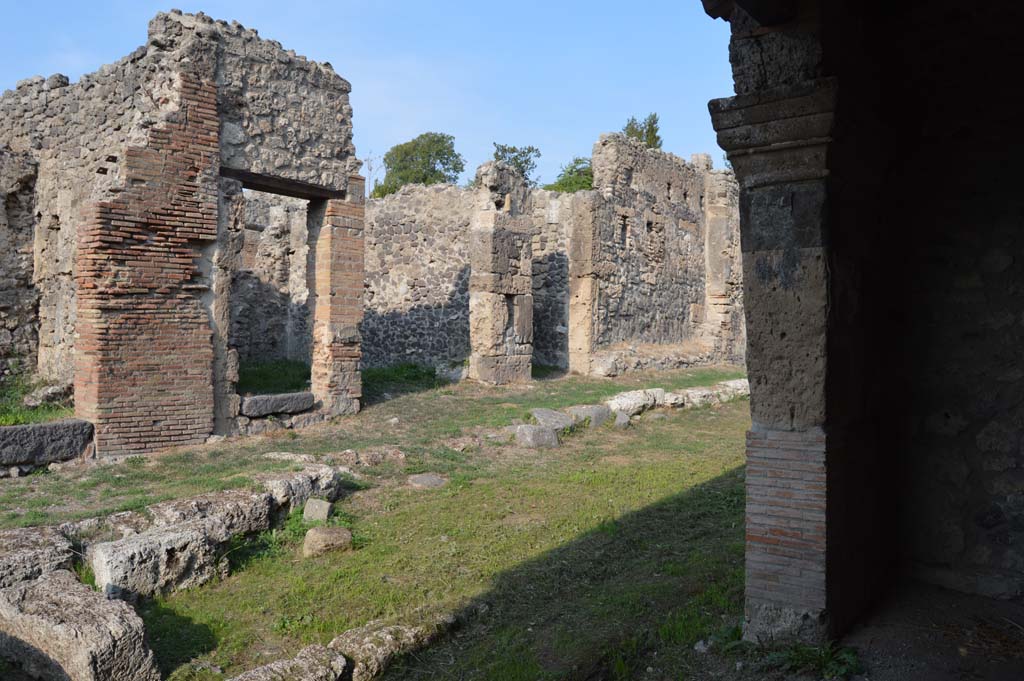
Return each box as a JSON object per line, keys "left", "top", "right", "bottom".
{"left": 362, "top": 185, "right": 475, "bottom": 369}
{"left": 0, "top": 150, "right": 38, "bottom": 379}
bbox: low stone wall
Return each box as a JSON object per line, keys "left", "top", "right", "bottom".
{"left": 0, "top": 419, "right": 94, "bottom": 476}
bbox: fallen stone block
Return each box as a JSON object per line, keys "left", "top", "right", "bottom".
{"left": 714, "top": 378, "right": 750, "bottom": 400}
{"left": 613, "top": 411, "right": 631, "bottom": 430}
{"left": 329, "top": 615, "right": 455, "bottom": 681}
{"left": 530, "top": 408, "right": 575, "bottom": 431}
{"left": 303, "top": 527, "right": 353, "bottom": 558}
{"left": 0, "top": 570, "right": 160, "bottom": 681}
{"left": 241, "top": 392, "right": 316, "bottom": 418}
{"left": 0, "top": 527, "right": 74, "bottom": 589}
{"left": 512, "top": 425, "right": 559, "bottom": 448}
{"left": 290, "top": 411, "right": 329, "bottom": 430}
{"left": 663, "top": 392, "right": 688, "bottom": 408}
{"left": 682, "top": 387, "right": 719, "bottom": 408}
{"left": 89, "top": 518, "right": 227, "bottom": 600}
{"left": 565, "top": 404, "right": 612, "bottom": 428}
{"left": 257, "top": 465, "right": 345, "bottom": 514}
{"left": 407, "top": 473, "right": 448, "bottom": 490}
{"left": 646, "top": 388, "right": 667, "bottom": 406}
{"left": 147, "top": 489, "right": 273, "bottom": 540}
{"left": 0, "top": 419, "right": 94, "bottom": 468}
{"left": 605, "top": 390, "right": 657, "bottom": 416}
{"left": 228, "top": 645, "right": 348, "bottom": 681}
{"left": 304, "top": 499, "right": 334, "bottom": 522}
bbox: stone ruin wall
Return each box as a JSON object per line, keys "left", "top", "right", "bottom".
{"left": 0, "top": 150, "right": 38, "bottom": 379}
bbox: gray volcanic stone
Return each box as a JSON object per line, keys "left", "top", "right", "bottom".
{"left": 0, "top": 527, "right": 74, "bottom": 589}
{"left": 565, "top": 405, "right": 612, "bottom": 428}
{"left": 240, "top": 391, "right": 315, "bottom": 417}
{"left": 530, "top": 408, "right": 575, "bottom": 431}
{"left": 0, "top": 570, "right": 160, "bottom": 681}
{"left": 613, "top": 411, "right": 631, "bottom": 430}
{"left": 513, "top": 425, "right": 559, "bottom": 448}
{"left": 304, "top": 498, "right": 334, "bottom": 522}
{"left": 0, "top": 419, "right": 93, "bottom": 467}
{"left": 228, "top": 645, "right": 348, "bottom": 681}
{"left": 303, "top": 526, "right": 353, "bottom": 558}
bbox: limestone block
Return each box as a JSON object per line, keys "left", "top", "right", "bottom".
{"left": 0, "top": 527, "right": 74, "bottom": 589}
{"left": 682, "top": 387, "right": 719, "bottom": 409}
{"left": 0, "top": 419, "right": 94, "bottom": 467}
{"left": 407, "top": 473, "right": 448, "bottom": 489}
{"left": 147, "top": 490, "right": 273, "bottom": 540}
{"left": 512, "top": 425, "right": 559, "bottom": 449}
{"left": 0, "top": 570, "right": 160, "bottom": 681}
{"left": 228, "top": 645, "right": 348, "bottom": 681}
{"left": 468, "top": 355, "right": 531, "bottom": 385}
{"left": 256, "top": 465, "right": 345, "bottom": 514}
{"left": 302, "top": 527, "right": 353, "bottom": 559}
{"left": 605, "top": 390, "right": 657, "bottom": 416}
{"left": 89, "top": 519, "right": 227, "bottom": 600}
{"left": 304, "top": 499, "right": 334, "bottom": 523}
{"left": 530, "top": 408, "right": 575, "bottom": 432}
{"left": 240, "top": 391, "right": 315, "bottom": 417}
{"left": 468, "top": 291, "right": 509, "bottom": 355}
{"left": 329, "top": 615, "right": 454, "bottom": 681}
{"left": 565, "top": 404, "right": 612, "bottom": 428}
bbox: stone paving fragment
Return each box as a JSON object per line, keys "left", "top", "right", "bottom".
{"left": 512, "top": 424, "right": 560, "bottom": 448}
{"left": 407, "top": 473, "right": 448, "bottom": 489}
{"left": 303, "top": 527, "right": 353, "bottom": 559}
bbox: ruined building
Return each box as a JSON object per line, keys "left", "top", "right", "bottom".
{"left": 699, "top": 0, "right": 1024, "bottom": 642}
{"left": 0, "top": 11, "right": 365, "bottom": 455}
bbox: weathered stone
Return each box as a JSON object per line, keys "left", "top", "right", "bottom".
{"left": 304, "top": 499, "right": 334, "bottom": 523}
{"left": 512, "top": 425, "right": 559, "bottom": 448}
{"left": 0, "top": 570, "right": 160, "bottom": 681}
{"left": 0, "top": 527, "right": 74, "bottom": 589}
{"left": 681, "top": 387, "right": 718, "bottom": 408}
{"left": 530, "top": 408, "right": 575, "bottom": 431}
{"left": 0, "top": 419, "right": 94, "bottom": 467}
{"left": 147, "top": 489, "right": 273, "bottom": 540}
{"left": 256, "top": 465, "right": 345, "bottom": 514}
{"left": 613, "top": 411, "right": 631, "bottom": 430}
{"left": 565, "top": 404, "right": 612, "bottom": 428}
{"left": 605, "top": 390, "right": 657, "bottom": 416}
{"left": 329, "top": 615, "right": 455, "bottom": 681}
{"left": 240, "top": 392, "right": 316, "bottom": 418}
{"left": 302, "top": 526, "right": 353, "bottom": 558}
{"left": 407, "top": 473, "right": 448, "bottom": 489}
{"left": 21, "top": 384, "right": 71, "bottom": 408}
{"left": 228, "top": 645, "right": 348, "bottom": 681}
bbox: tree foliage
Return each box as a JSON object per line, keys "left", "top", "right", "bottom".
{"left": 492, "top": 143, "right": 542, "bottom": 186}
{"left": 543, "top": 157, "right": 593, "bottom": 193}
{"left": 622, "top": 112, "right": 663, "bottom": 150}
{"left": 371, "top": 132, "right": 465, "bottom": 198}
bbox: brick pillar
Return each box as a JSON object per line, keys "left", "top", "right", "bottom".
{"left": 467, "top": 162, "right": 533, "bottom": 384}
{"left": 310, "top": 176, "right": 364, "bottom": 414}
{"left": 710, "top": 78, "right": 838, "bottom": 642}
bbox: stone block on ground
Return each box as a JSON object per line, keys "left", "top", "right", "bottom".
{"left": 565, "top": 404, "right": 612, "bottom": 428}
{"left": 663, "top": 392, "right": 688, "bottom": 408}
{"left": 256, "top": 465, "right": 345, "bottom": 514}
{"left": 147, "top": 490, "right": 273, "bottom": 540}
{"left": 613, "top": 411, "right": 631, "bottom": 430}
{"left": 21, "top": 384, "right": 71, "bottom": 408}
{"left": 604, "top": 390, "right": 657, "bottom": 416}
{"left": 512, "top": 424, "right": 560, "bottom": 448}
{"left": 228, "top": 645, "right": 348, "bottom": 681}
{"left": 714, "top": 378, "right": 750, "bottom": 400}
{"left": 304, "top": 498, "right": 334, "bottom": 522}
{"left": 303, "top": 527, "right": 353, "bottom": 558}
{"left": 682, "top": 387, "right": 718, "bottom": 408}
{"left": 0, "top": 419, "right": 94, "bottom": 467}
{"left": 530, "top": 408, "right": 575, "bottom": 431}
{"left": 0, "top": 570, "right": 160, "bottom": 681}
{"left": 0, "top": 527, "right": 74, "bottom": 589}
{"left": 407, "top": 473, "right": 448, "bottom": 489}
{"left": 240, "top": 392, "right": 316, "bottom": 418}
{"left": 329, "top": 615, "right": 454, "bottom": 681}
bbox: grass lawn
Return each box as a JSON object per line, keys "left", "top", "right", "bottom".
{"left": 236, "top": 359, "right": 312, "bottom": 395}
{"left": 0, "top": 374, "right": 73, "bottom": 426}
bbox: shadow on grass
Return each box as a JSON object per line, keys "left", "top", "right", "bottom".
{"left": 138, "top": 600, "right": 218, "bottom": 677}
{"left": 384, "top": 466, "right": 747, "bottom": 680}
{"left": 362, "top": 363, "right": 452, "bottom": 406}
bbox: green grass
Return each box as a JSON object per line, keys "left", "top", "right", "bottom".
{"left": 236, "top": 360, "right": 311, "bottom": 395}
{"left": 362, "top": 363, "right": 448, "bottom": 403}
{"left": 0, "top": 374, "right": 73, "bottom": 426}
{"left": 140, "top": 398, "right": 750, "bottom": 678}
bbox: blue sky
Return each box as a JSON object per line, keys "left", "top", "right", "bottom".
{"left": 0, "top": 1, "right": 733, "bottom": 186}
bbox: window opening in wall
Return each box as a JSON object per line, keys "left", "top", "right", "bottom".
{"left": 699, "top": 194, "right": 705, "bottom": 211}
{"left": 230, "top": 188, "right": 314, "bottom": 396}
{"left": 619, "top": 215, "right": 629, "bottom": 247}
{"left": 667, "top": 181, "right": 673, "bottom": 201}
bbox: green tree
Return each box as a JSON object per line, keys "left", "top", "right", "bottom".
{"left": 543, "top": 157, "right": 593, "bottom": 193}
{"left": 371, "top": 132, "right": 465, "bottom": 198}
{"left": 622, "top": 112, "right": 663, "bottom": 150}
{"left": 492, "top": 143, "right": 542, "bottom": 186}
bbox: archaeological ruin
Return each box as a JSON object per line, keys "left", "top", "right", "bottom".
{"left": 0, "top": 10, "right": 744, "bottom": 463}
{"left": 700, "top": 0, "right": 1023, "bottom": 645}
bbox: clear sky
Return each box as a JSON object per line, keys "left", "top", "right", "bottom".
{"left": 0, "top": 1, "right": 733, "bottom": 187}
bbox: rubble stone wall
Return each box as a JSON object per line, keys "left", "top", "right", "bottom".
{"left": 0, "top": 150, "right": 38, "bottom": 379}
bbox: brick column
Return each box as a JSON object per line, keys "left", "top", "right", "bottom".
{"left": 310, "top": 176, "right": 364, "bottom": 415}
{"left": 710, "top": 78, "right": 837, "bottom": 642}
